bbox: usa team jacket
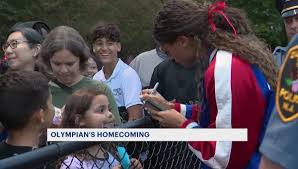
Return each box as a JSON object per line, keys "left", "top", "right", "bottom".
{"left": 174, "top": 50, "right": 274, "bottom": 169}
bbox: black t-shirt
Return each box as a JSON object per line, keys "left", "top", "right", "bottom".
{"left": 0, "top": 142, "right": 33, "bottom": 160}
{"left": 0, "top": 142, "right": 55, "bottom": 169}
{"left": 150, "top": 59, "right": 200, "bottom": 104}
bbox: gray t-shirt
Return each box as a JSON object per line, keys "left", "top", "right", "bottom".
{"left": 129, "top": 48, "right": 167, "bottom": 88}
{"left": 260, "top": 108, "right": 298, "bottom": 169}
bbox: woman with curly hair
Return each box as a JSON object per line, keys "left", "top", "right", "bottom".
{"left": 142, "top": 0, "right": 277, "bottom": 168}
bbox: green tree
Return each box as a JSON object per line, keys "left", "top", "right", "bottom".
{"left": 227, "top": 0, "right": 287, "bottom": 48}
{"left": 0, "top": 0, "right": 287, "bottom": 59}
{"left": 0, "top": 0, "right": 162, "bottom": 58}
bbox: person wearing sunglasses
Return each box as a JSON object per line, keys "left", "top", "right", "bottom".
{"left": 2, "top": 27, "right": 43, "bottom": 72}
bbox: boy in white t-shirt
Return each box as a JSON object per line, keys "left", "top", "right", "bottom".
{"left": 91, "top": 22, "right": 143, "bottom": 121}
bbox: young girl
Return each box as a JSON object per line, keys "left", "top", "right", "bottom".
{"left": 60, "top": 88, "right": 142, "bottom": 169}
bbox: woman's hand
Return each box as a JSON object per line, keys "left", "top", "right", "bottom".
{"left": 145, "top": 106, "right": 187, "bottom": 128}
{"left": 141, "top": 89, "right": 174, "bottom": 110}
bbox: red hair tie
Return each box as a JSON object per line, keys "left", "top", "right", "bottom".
{"left": 208, "top": 1, "right": 237, "bottom": 38}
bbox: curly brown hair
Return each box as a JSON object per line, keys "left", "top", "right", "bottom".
{"left": 91, "top": 21, "right": 121, "bottom": 44}
{"left": 154, "top": 0, "right": 278, "bottom": 89}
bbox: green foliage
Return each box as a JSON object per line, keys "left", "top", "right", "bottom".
{"left": 227, "top": 0, "right": 287, "bottom": 48}
{"left": 0, "top": 0, "right": 162, "bottom": 58}
{"left": 0, "top": 0, "right": 287, "bottom": 58}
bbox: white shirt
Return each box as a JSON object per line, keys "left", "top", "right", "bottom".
{"left": 93, "top": 59, "right": 142, "bottom": 108}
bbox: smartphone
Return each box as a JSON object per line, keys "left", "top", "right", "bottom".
{"left": 143, "top": 99, "right": 164, "bottom": 111}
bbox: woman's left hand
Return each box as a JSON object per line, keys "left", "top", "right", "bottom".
{"left": 146, "top": 107, "right": 187, "bottom": 128}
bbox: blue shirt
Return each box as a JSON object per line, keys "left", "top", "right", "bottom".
{"left": 273, "top": 46, "right": 287, "bottom": 67}
{"left": 260, "top": 108, "right": 298, "bottom": 169}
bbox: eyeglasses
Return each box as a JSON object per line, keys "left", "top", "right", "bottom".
{"left": 2, "top": 40, "right": 29, "bottom": 51}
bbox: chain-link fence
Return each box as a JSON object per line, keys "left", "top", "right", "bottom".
{"left": 0, "top": 117, "right": 202, "bottom": 169}
{"left": 49, "top": 142, "right": 201, "bottom": 169}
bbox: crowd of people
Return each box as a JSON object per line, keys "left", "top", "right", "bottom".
{"left": 0, "top": 0, "right": 297, "bottom": 169}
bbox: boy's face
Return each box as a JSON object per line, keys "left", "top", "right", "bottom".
{"left": 38, "top": 93, "right": 54, "bottom": 128}
{"left": 93, "top": 38, "right": 121, "bottom": 65}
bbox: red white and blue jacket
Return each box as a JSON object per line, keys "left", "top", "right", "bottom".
{"left": 175, "top": 50, "right": 274, "bottom": 169}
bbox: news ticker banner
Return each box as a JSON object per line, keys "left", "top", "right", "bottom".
{"left": 47, "top": 128, "right": 247, "bottom": 142}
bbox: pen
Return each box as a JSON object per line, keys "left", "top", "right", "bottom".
{"left": 141, "top": 82, "right": 159, "bottom": 105}
{"left": 151, "top": 82, "right": 159, "bottom": 95}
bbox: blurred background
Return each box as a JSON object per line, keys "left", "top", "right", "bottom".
{"left": 0, "top": 0, "right": 286, "bottom": 60}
